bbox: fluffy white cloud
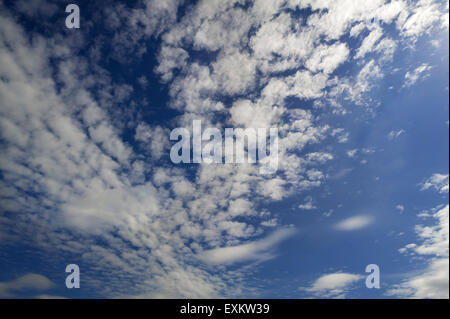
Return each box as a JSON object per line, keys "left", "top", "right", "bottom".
{"left": 347, "top": 149, "right": 358, "bottom": 158}
{"left": 298, "top": 196, "right": 316, "bottom": 210}
{"left": 389, "top": 173, "right": 448, "bottom": 299}
{"left": 390, "top": 258, "right": 448, "bottom": 299}
{"left": 401, "top": 205, "right": 448, "bottom": 257}
{"left": 306, "top": 43, "right": 349, "bottom": 74}
{"left": 420, "top": 173, "right": 449, "bottom": 194}
{"left": 155, "top": 46, "right": 188, "bottom": 82}
{"left": 355, "top": 27, "right": 383, "bottom": 59}
{"left": 389, "top": 205, "right": 449, "bottom": 298}
{"left": 397, "top": 0, "right": 446, "bottom": 38}
{"left": 135, "top": 123, "right": 169, "bottom": 161}
{"left": 106, "top": 0, "right": 181, "bottom": 60}
{"left": 328, "top": 59, "right": 384, "bottom": 106}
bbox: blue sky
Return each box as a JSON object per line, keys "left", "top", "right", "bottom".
{"left": 0, "top": 0, "right": 448, "bottom": 299}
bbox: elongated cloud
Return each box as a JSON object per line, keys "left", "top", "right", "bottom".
{"left": 301, "top": 272, "right": 364, "bottom": 298}
{"left": 0, "top": 274, "right": 53, "bottom": 298}
{"left": 335, "top": 215, "right": 374, "bottom": 231}
{"left": 200, "top": 228, "right": 296, "bottom": 265}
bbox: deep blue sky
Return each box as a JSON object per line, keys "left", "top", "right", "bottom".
{"left": 0, "top": 0, "right": 448, "bottom": 299}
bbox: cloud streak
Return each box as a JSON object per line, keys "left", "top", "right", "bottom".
{"left": 199, "top": 228, "right": 296, "bottom": 265}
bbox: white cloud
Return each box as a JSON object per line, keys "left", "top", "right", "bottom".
{"left": 335, "top": 215, "right": 374, "bottom": 231}
{"left": 107, "top": 0, "right": 181, "bottom": 60}
{"left": 301, "top": 272, "right": 364, "bottom": 298}
{"left": 199, "top": 228, "right": 296, "bottom": 265}
{"left": 403, "top": 205, "right": 448, "bottom": 257}
{"left": 306, "top": 42, "right": 349, "bottom": 74}
{"left": 331, "top": 128, "right": 349, "bottom": 143}
{"left": 387, "top": 129, "right": 405, "bottom": 140}
{"left": 403, "top": 63, "right": 433, "bottom": 87}
{"left": 0, "top": 274, "right": 53, "bottom": 298}
{"left": 261, "top": 218, "right": 279, "bottom": 227}
{"left": 420, "top": 173, "right": 449, "bottom": 194}
{"left": 373, "top": 37, "right": 397, "bottom": 61}
{"left": 298, "top": 196, "right": 316, "bottom": 210}
{"left": 397, "top": 0, "right": 444, "bottom": 38}
{"left": 347, "top": 149, "right": 358, "bottom": 158}
{"left": 350, "top": 22, "right": 365, "bottom": 37}
{"left": 135, "top": 123, "right": 169, "bottom": 161}
{"left": 155, "top": 46, "right": 188, "bottom": 82}
{"left": 355, "top": 27, "right": 383, "bottom": 59}
{"left": 389, "top": 205, "right": 449, "bottom": 298}
{"left": 328, "top": 59, "right": 384, "bottom": 106}
{"left": 389, "top": 258, "right": 448, "bottom": 299}
{"left": 212, "top": 51, "right": 258, "bottom": 95}
{"left": 389, "top": 176, "right": 448, "bottom": 299}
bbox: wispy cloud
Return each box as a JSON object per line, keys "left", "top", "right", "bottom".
{"left": 387, "top": 129, "right": 405, "bottom": 140}
{"left": 403, "top": 63, "right": 433, "bottom": 87}
{"left": 389, "top": 205, "right": 449, "bottom": 298}
{"left": 199, "top": 228, "right": 296, "bottom": 266}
